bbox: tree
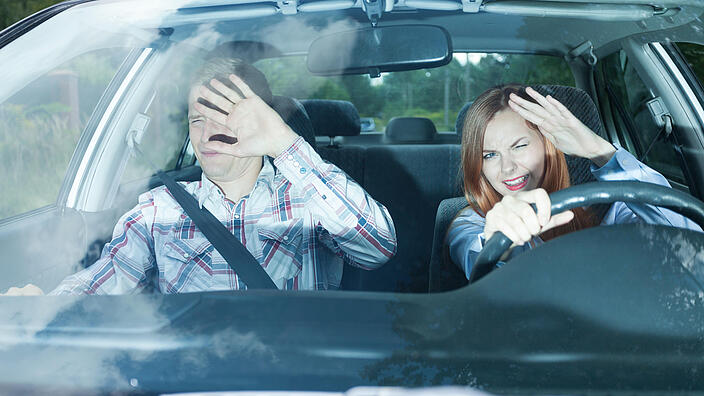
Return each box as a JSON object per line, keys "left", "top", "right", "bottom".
{"left": 0, "top": 0, "right": 65, "bottom": 31}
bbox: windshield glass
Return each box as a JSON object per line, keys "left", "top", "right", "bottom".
{"left": 255, "top": 54, "right": 575, "bottom": 132}
{"left": 1, "top": 1, "right": 704, "bottom": 393}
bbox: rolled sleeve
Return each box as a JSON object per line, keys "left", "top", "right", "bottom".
{"left": 591, "top": 145, "right": 702, "bottom": 231}
{"left": 49, "top": 193, "right": 157, "bottom": 295}
{"left": 274, "top": 137, "right": 397, "bottom": 269}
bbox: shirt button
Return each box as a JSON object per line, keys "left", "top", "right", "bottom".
{"left": 182, "top": 253, "right": 189, "bottom": 259}
{"left": 300, "top": 168, "right": 306, "bottom": 174}
{"left": 321, "top": 194, "right": 327, "bottom": 200}
{"left": 283, "top": 235, "right": 289, "bottom": 241}
{"left": 287, "top": 154, "right": 294, "bottom": 160}
{"left": 293, "top": 161, "right": 300, "bottom": 167}
{"left": 234, "top": 214, "right": 240, "bottom": 219}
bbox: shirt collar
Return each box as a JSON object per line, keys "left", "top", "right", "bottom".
{"left": 197, "top": 173, "right": 224, "bottom": 209}
{"left": 195, "top": 157, "right": 276, "bottom": 209}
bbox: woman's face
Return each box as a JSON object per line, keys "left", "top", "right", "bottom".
{"left": 481, "top": 109, "right": 546, "bottom": 196}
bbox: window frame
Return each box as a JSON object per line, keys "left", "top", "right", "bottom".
{"left": 595, "top": 39, "right": 704, "bottom": 198}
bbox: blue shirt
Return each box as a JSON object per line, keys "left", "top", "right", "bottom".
{"left": 447, "top": 146, "right": 703, "bottom": 279}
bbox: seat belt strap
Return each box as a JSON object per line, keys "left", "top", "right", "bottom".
{"left": 155, "top": 170, "right": 278, "bottom": 290}
{"left": 129, "top": 139, "right": 277, "bottom": 290}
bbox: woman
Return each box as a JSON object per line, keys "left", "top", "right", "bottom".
{"left": 448, "top": 84, "right": 701, "bottom": 279}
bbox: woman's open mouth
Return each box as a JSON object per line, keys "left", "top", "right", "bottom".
{"left": 503, "top": 175, "right": 528, "bottom": 191}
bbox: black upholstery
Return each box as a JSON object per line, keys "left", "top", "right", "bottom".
{"left": 429, "top": 85, "right": 611, "bottom": 292}
{"left": 306, "top": 100, "right": 365, "bottom": 183}
{"left": 428, "top": 197, "right": 469, "bottom": 292}
{"left": 271, "top": 95, "right": 316, "bottom": 148}
{"left": 318, "top": 146, "right": 365, "bottom": 185}
{"left": 455, "top": 101, "right": 472, "bottom": 136}
{"left": 302, "top": 99, "right": 361, "bottom": 137}
{"left": 356, "top": 145, "right": 463, "bottom": 292}
{"left": 385, "top": 117, "right": 437, "bottom": 143}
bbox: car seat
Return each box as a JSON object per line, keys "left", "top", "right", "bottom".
{"left": 429, "top": 85, "right": 611, "bottom": 292}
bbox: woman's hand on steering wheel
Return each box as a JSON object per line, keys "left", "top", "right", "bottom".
{"left": 483, "top": 188, "right": 575, "bottom": 246}
{"left": 507, "top": 87, "right": 616, "bottom": 167}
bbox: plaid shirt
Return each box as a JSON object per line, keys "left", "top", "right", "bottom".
{"left": 50, "top": 137, "right": 396, "bottom": 294}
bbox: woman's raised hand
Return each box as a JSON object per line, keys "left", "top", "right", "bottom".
{"left": 483, "top": 188, "right": 574, "bottom": 246}
{"left": 508, "top": 87, "right": 616, "bottom": 167}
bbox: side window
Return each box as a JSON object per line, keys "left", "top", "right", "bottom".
{"left": 0, "top": 48, "right": 131, "bottom": 219}
{"left": 677, "top": 42, "right": 704, "bottom": 84}
{"left": 600, "top": 50, "right": 686, "bottom": 186}
{"left": 119, "top": 81, "right": 191, "bottom": 183}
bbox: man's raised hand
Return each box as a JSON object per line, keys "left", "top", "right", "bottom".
{"left": 193, "top": 74, "right": 299, "bottom": 158}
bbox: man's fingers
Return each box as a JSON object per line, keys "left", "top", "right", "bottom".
{"left": 228, "top": 74, "right": 256, "bottom": 98}
{"left": 209, "top": 78, "right": 244, "bottom": 103}
{"left": 2, "top": 284, "right": 44, "bottom": 296}
{"left": 541, "top": 210, "right": 575, "bottom": 233}
{"left": 193, "top": 102, "right": 228, "bottom": 126}
{"left": 199, "top": 85, "right": 234, "bottom": 113}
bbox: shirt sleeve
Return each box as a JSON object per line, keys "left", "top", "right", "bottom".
{"left": 591, "top": 144, "right": 702, "bottom": 232}
{"left": 48, "top": 193, "right": 158, "bottom": 295}
{"left": 273, "top": 137, "right": 397, "bottom": 269}
{"left": 447, "top": 209, "right": 486, "bottom": 279}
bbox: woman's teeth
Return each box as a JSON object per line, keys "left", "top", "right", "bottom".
{"left": 504, "top": 175, "right": 527, "bottom": 186}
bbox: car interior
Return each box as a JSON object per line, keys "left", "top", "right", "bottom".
{"left": 2, "top": 1, "right": 704, "bottom": 296}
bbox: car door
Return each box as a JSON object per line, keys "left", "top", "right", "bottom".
{"left": 0, "top": 6, "right": 158, "bottom": 292}
{"left": 593, "top": 33, "right": 704, "bottom": 200}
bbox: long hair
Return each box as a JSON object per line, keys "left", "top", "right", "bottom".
{"left": 461, "top": 84, "right": 597, "bottom": 241}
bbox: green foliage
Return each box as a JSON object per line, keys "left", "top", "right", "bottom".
{"left": 678, "top": 42, "right": 704, "bottom": 85}
{"left": 0, "top": 49, "right": 128, "bottom": 218}
{"left": 0, "top": 102, "right": 79, "bottom": 218}
{"left": 258, "top": 53, "right": 574, "bottom": 132}
{"left": 311, "top": 80, "right": 350, "bottom": 101}
{"left": 0, "top": 0, "right": 65, "bottom": 30}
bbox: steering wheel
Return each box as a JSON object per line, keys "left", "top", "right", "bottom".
{"left": 468, "top": 181, "right": 704, "bottom": 284}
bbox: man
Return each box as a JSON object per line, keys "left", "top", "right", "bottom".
{"left": 5, "top": 57, "right": 396, "bottom": 295}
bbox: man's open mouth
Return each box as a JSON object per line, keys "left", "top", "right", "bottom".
{"left": 209, "top": 134, "right": 237, "bottom": 144}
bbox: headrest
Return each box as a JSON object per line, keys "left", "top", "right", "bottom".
{"left": 301, "top": 99, "right": 361, "bottom": 137}
{"left": 385, "top": 117, "right": 437, "bottom": 142}
{"left": 455, "top": 101, "right": 473, "bottom": 136}
{"left": 454, "top": 85, "right": 605, "bottom": 140}
{"left": 270, "top": 95, "right": 316, "bottom": 148}
{"left": 532, "top": 85, "right": 607, "bottom": 188}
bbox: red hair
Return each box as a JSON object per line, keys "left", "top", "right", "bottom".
{"left": 461, "top": 84, "right": 597, "bottom": 241}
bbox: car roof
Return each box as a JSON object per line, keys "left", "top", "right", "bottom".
{"left": 76, "top": 0, "right": 704, "bottom": 57}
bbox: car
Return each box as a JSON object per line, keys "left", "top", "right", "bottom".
{"left": 1, "top": 0, "right": 704, "bottom": 394}
{"left": 360, "top": 117, "right": 376, "bottom": 132}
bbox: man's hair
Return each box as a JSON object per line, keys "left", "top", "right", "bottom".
{"left": 190, "top": 57, "right": 273, "bottom": 104}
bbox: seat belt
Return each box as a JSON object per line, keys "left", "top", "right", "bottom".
{"left": 132, "top": 144, "right": 277, "bottom": 290}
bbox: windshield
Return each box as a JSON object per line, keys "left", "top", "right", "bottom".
{"left": 1, "top": 0, "right": 704, "bottom": 394}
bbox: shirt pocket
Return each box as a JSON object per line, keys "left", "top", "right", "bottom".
{"left": 257, "top": 218, "right": 305, "bottom": 282}
{"left": 161, "top": 238, "right": 214, "bottom": 292}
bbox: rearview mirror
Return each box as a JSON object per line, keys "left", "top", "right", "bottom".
{"left": 307, "top": 25, "right": 452, "bottom": 77}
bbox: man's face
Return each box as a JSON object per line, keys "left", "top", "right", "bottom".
{"left": 187, "top": 85, "right": 259, "bottom": 183}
